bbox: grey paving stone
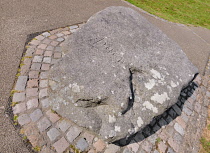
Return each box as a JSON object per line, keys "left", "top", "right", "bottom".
{"left": 123, "top": 148, "right": 133, "bottom": 153}
{"left": 13, "top": 102, "right": 26, "bottom": 114}
{"left": 18, "top": 114, "right": 31, "bottom": 125}
{"left": 57, "top": 37, "right": 64, "bottom": 42}
{"left": 157, "top": 141, "right": 167, "bottom": 153}
{"left": 56, "top": 33, "right": 64, "bottom": 37}
{"left": 31, "top": 63, "right": 41, "bottom": 70}
{"left": 46, "top": 109, "right": 60, "bottom": 123}
{"left": 166, "top": 125, "right": 175, "bottom": 136}
{"left": 206, "top": 91, "right": 210, "bottom": 98}
{"left": 173, "top": 133, "right": 183, "bottom": 144}
{"left": 183, "top": 106, "right": 193, "bottom": 116}
{"left": 25, "top": 47, "right": 35, "bottom": 56}
{"left": 41, "top": 98, "right": 49, "bottom": 108}
{"left": 15, "top": 76, "right": 28, "bottom": 91}
{"left": 37, "top": 117, "right": 51, "bottom": 132}
{"left": 181, "top": 112, "right": 189, "bottom": 122}
{"left": 47, "top": 128, "right": 61, "bottom": 141}
{"left": 66, "top": 126, "right": 82, "bottom": 143}
{"left": 26, "top": 98, "right": 38, "bottom": 109}
{"left": 204, "top": 97, "right": 209, "bottom": 107}
{"left": 40, "top": 72, "right": 48, "bottom": 79}
{"left": 57, "top": 119, "right": 71, "bottom": 132}
{"left": 42, "top": 32, "right": 51, "bottom": 37}
{"left": 35, "top": 35, "right": 45, "bottom": 41}
{"left": 76, "top": 138, "right": 89, "bottom": 151}
{"left": 147, "top": 134, "right": 158, "bottom": 145}
{"left": 39, "top": 88, "right": 48, "bottom": 99}
{"left": 43, "top": 57, "right": 52, "bottom": 64}
{"left": 33, "top": 56, "right": 43, "bottom": 63}
{"left": 167, "top": 147, "right": 175, "bottom": 153}
{"left": 30, "top": 109, "right": 43, "bottom": 122}
{"left": 185, "top": 100, "right": 194, "bottom": 110}
{"left": 29, "top": 71, "right": 39, "bottom": 79}
{"left": 13, "top": 92, "right": 25, "bottom": 102}
{"left": 83, "top": 132, "right": 94, "bottom": 144}
{"left": 39, "top": 80, "right": 48, "bottom": 88}
{"left": 104, "top": 144, "right": 120, "bottom": 153}
{"left": 69, "top": 25, "right": 78, "bottom": 30}
{"left": 141, "top": 141, "right": 152, "bottom": 152}
{"left": 127, "top": 141, "right": 139, "bottom": 153}
{"left": 46, "top": 45, "right": 54, "bottom": 51}
{"left": 174, "top": 123, "right": 184, "bottom": 136}
{"left": 26, "top": 88, "right": 38, "bottom": 97}
{"left": 53, "top": 137, "right": 69, "bottom": 153}
{"left": 55, "top": 46, "right": 61, "bottom": 52}
{"left": 194, "top": 102, "right": 201, "bottom": 113}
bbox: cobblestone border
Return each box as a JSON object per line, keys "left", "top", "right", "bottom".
{"left": 10, "top": 24, "right": 210, "bottom": 153}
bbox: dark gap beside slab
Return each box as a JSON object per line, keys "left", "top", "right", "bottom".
{"left": 113, "top": 80, "right": 198, "bottom": 146}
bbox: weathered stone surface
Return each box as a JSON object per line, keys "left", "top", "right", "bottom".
{"left": 48, "top": 6, "right": 198, "bottom": 142}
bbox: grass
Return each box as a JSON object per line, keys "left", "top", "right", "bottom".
{"left": 199, "top": 106, "right": 210, "bottom": 153}
{"left": 126, "top": 0, "right": 210, "bottom": 29}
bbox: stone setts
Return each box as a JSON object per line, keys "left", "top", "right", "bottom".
{"left": 10, "top": 9, "right": 210, "bottom": 153}
{"left": 48, "top": 7, "right": 198, "bottom": 142}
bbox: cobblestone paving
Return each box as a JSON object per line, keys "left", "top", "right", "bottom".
{"left": 11, "top": 24, "right": 210, "bottom": 153}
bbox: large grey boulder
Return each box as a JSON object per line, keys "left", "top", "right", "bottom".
{"left": 48, "top": 6, "right": 198, "bottom": 142}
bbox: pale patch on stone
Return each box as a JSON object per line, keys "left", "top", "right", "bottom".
{"left": 115, "top": 126, "right": 121, "bottom": 132}
{"left": 49, "top": 80, "right": 57, "bottom": 90}
{"left": 135, "top": 96, "right": 141, "bottom": 102}
{"left": 109, "top": 115, "right": 116, "bottom": 123}
{"left": 144, "top": 79, "right": 156, "bottom": 90}
{"left": 151, "top": 92, "right": 170, "bottom": 104}
{"left": 171, "top": 81, "right": 179, "bottom": 88}
{"left": 143, "top": 101, "right": 158, "bottom": 113}
{"left": 167, "top": 85, "right": 172, "bottom": 93}
{"left": 121, "top": 103, "right": 124, "bottom": 107}
{"left": 142, "top": 107, "right": 146, "bottom": 111}
{"left": 109, "top": 130, "right": 116, "bottom": 137}
{"left": 128, "top": 128, "right": 135, "bottom": 135}
{"left": 137, "top": 117, "right": 143, "bottom": 127}
{"left": 150, "top": 69, "right": 161, "bottom": 79}
{"left": 72, "top": 83, "right": 80, "bottom": 93}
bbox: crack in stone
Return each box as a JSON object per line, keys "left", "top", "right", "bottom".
{"left": 75, "top": 97, "right": 108, "bottom": 108}
{"left": 122, "top": 68, "right": 135, "bottom": 115}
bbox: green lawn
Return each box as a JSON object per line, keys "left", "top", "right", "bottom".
{"left": 126, "top": 0, "right": 210, "bottom": 29}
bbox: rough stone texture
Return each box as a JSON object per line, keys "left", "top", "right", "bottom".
{"left": 30, "top": 109, "right": 43, "bottom": 122}
{"left": 13, "top": 103, "right": 26, "bottom": 114}
{"left": 66, "top": 126, "right": 82, "bottom": 143}
{"left": 53, "top": 137, "right": 69, "bottom": 153}
{"left": 37, "top": 117, "right": 51, "bottom": 132}
{"left": 47, "top": 128, "right": 61, "bottom": 141}
{"left": 18, "top": 114, "right": 31, "bottom": 125}
{"left": 104, "top": 144, "right": 120, "bottom": 153}
{"left": 76, "top": 138, "right": 89, "bottom": 151}
{"left": 12, "top": 92, "right": 25, "bottom": 102}
{"left": 48, "top": 6, "right": 198, "bottom": 142}
{"left": 57, "top": 119, "right": 72, "bottom": 132}
{"left": 15, "top": 76, "right": 28, "bottom": 91}
{"left": 26, "top": 98, "right": 38, "bottom": 109}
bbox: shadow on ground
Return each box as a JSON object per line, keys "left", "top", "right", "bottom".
{"left": 114, "top": 74, "right": 198, "bottom": 146}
